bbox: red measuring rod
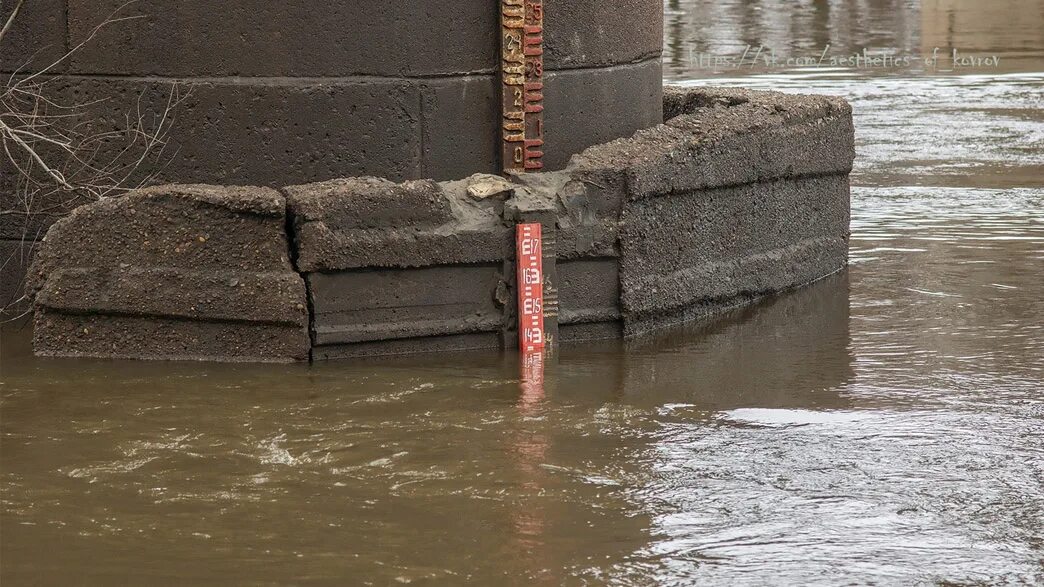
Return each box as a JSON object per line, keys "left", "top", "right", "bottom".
{"left": 516, "top": 223, "right": 544, "bottom": 351}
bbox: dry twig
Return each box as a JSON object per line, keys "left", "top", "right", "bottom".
{"left": 1, "top": 1, "right": 189, "bottom": 315}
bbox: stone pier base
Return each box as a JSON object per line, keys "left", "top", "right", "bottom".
{"left": 26, "top": 87, "right": 854, "bottom": 362}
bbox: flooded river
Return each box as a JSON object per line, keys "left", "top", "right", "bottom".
{"left": 2, "top": 1, "right": 1043, "bottom": 584}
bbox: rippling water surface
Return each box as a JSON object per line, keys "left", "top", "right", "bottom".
{"left": 2, "top": 1, "right": 1043, "bottom": 584}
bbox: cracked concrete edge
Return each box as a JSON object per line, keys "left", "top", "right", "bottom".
{"left": 27, "top": 185, "right": 311, "bottom": 362}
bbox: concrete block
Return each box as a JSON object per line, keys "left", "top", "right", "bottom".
{"left": 33, "top": 310, "right": 309, "bottom": 362}
{"left": 292, "top": 225, "right": 512, "bottom": 273}
{"left": 618, "top": 175, "right": 851, "bottom": 322}
{"left": 61, "top": 0, "right": 660, "bottom": 77}
{"left": 309, "top": 264, "right": 504, "bottom": 347}
{"left": 544, "top": 0, "right": 663, "bottom": 69}
{"left": 66, "top": 0, "right": 497, "bottom": 77}
{"left": 29, "top": 185, "right": 292, "bottom": 280}
{"left": 544, "top": 60, "right": 664, "bottom": 171}
{"left": 560, "top": 321, "right": 623, "bottom": 343}
{"left": 419, "top": 76, "right": 499, "bottom": 181}
{"left": 36, "top": 267, "right": 307, "bottom": 325}
{"left": 558, "top": 258, "right": 620, "bottom": 325}
{"left": 285, "top": 178, "right": 454, "bottom": 230}
{"left": 577, "top": 86, "right": 855, "bottom": 197}
{"left": 0, "top": 0, "right": 66, "bottom": 73}
{"left": 29, "top": 184, "right": 309, "bottom": 361}
{"left": 286, "top": 175, "right": 513, "bottom": 272}
{"left": 34, "top": 76, "right": 424, "bottom": 187}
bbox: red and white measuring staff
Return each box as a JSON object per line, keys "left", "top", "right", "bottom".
{"left": 515, "top": 223, "right": 544, "bottom": 352}
{"left": 504, "top": 2, "right": 547, "bottom": 376}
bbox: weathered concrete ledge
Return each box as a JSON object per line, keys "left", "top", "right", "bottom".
{"left": 27, "top": 185, "right": 310, "bottom": 362}
{"left": 26, "top": 87, "right": 854, "bottom": 362}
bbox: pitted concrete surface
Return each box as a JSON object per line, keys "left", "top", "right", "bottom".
{"left": 28, "top": 185, "right": 310, "bottom": 362}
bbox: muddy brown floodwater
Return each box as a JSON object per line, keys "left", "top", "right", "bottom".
{"left": 2, "top": 1, "right": 1043, "bottom": 584}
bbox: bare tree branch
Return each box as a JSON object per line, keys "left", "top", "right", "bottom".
{"left": 1, "top": 1, "right": 189, "bottom": 316}
{"left": 0, "top": 0, "right": 27, "bottom": 45}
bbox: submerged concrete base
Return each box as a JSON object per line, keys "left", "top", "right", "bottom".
{"left": 27, "top": 87, "right": 854, "bottom": 362}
